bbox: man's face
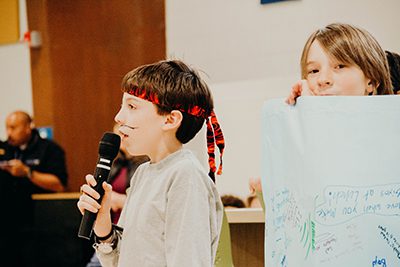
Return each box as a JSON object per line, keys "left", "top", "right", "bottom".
{"left": 6, "top": 114, "right": 32, "bottom": 147}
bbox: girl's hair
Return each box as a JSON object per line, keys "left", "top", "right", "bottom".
{"left": 121, "top": 60, "right": 214, "bottom": 144}
{"left": 386, "top": 50, "right": 400, "bottom": 94}
{"left": 300, "top": 23, "right": 393, "bottom": 95}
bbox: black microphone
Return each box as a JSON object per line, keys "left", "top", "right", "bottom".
{"left": 78, "top": 132, "right": 121, "bottom": 240}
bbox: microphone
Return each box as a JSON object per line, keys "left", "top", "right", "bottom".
{"left": 78, "top": 132, "right": 121, "bottom": 240}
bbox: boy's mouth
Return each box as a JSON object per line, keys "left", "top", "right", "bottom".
{"left": 119, "top": 125, "right": 135, "bottom": 138}
{"left": 118, "top": 130, "right": 129, "bottom": 138}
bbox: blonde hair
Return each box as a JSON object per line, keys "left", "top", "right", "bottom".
{"left": 300, "top": 23, "right": 393, "bottom": 95}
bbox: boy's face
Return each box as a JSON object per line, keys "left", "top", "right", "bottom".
{"left": 115, "top": 93, "right": 165, "bottom": 158}
{"left": 305, "top": 40, "right": 374, "bottom": 96}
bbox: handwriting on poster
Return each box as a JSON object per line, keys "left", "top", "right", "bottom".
{"left": 270, "top": 188, "right": 316, "bottom": 263}
{"left": 378, "top": 225, "right": 400, "bottom": 260}
{"left": 315, "top": 183, "right": 400, "bottom": 225}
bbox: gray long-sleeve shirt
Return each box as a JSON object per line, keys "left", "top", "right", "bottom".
{"left": 97, "top": 149, "right": 223, "bottom": 267}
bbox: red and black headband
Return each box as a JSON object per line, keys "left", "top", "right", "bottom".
{"left": 127, "top": 87, "right": 225, "bottom": 181}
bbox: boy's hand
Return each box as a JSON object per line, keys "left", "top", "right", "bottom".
{"left": 285, "top": 80, "right": 314, "bottom": 105}
{"left": 77, "top": 174, "right": 113, "bottom": 237}
{"left": 77, "top": 174, "right": 112, "bottom": 216}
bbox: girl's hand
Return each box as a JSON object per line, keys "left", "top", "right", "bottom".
{"left": 285, "top": 80, "right": 313, "bottom": 105}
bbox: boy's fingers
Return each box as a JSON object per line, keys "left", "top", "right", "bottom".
{"left": 76, "top": 201, "right": 86, "bottom": 215}
{"left": 82, "top": 194, "right": 101, "bottom": 209}
{"left": 77, "top": 201, "right": 99, "bottom": 214}
{"left": 102, "top": 182, "right": 113, "bottom": 200}
{"left": 103, "top": 181, "right": 112, "bottom": 192}
{"left": 92, "top": 182, "right": 112, "bottom": 217}
{"left": 77, "top": 194, "right": 101, "bottom": 214}
{"left": 85, "top": 174, "right": 97, "bottom": 187}
{"left": 80, "top": 183, "right": 100, "bottom": 200}
{"left": 77, "top": 182, "right": 112, "bottom": 216}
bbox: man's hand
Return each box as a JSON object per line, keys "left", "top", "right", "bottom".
{"left": 3, "top": 159, "right": 30, "bottom": 177}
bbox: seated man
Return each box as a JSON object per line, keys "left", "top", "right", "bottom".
{"left": 0, "top": 110, "right": 67, "bottom": 193}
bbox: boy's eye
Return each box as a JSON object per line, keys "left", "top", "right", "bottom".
{"left": 128, "top": 104, "right": 136, "bottom": 110}
{"left": 335, "top": 64, "right": 346, "bottom": 69}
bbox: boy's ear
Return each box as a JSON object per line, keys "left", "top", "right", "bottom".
{"left": 162, "top": 110, "right": 183, "bottom": 131}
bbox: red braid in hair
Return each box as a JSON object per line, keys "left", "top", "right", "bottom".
{"left": 206, "top": 111, "right": 224, "bottom": 182}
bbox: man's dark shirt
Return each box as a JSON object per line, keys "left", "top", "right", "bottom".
{"left": 0, "top": 129, "right": 68, "bottom": 227}
{"left": 0, "top": 130, "right": 67, "bottom": 265}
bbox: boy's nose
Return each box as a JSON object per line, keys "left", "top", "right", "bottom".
{"left": 114, "top": 108, "right": 124, "bottom": 124}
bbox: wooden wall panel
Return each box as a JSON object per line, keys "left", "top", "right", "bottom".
{"left": 27, "top": 0, "right": 166, "bottom": 191}
{"left": 230, "top": 223, "right": 264, "bottom": 267}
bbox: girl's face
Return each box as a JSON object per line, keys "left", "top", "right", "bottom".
{"left": 305, "top": 40, "right": 375, "bottom": 96}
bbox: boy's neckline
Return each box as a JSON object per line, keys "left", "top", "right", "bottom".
{"left": 148, "top": 148, "right": 188, "bottom": 167}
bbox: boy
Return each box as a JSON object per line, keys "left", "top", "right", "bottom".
{"left": 78, "top": 60, "right": 224, "bottom": 267}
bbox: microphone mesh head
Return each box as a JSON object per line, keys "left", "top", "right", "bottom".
{"left": 98, "top": 132, "right": 121, "bottom": 159}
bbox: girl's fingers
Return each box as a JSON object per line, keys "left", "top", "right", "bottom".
{"left": 101, "top": 182, "right": 113, "bottom": 206}
{"left": 286, "top": 81, "right": 303, "bottom": 105}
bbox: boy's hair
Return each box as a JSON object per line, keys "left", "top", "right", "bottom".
{"left": 300, "top": 23, "right": 393, "bottom": 95}
{"left": 386, "top": 50, "right": 400, "bottom": 94}
{"left": 121, "top": 60, "right": 224, "bottom": 181}
{"left": 121, "top": 60, "right": 213, "bottom": 144}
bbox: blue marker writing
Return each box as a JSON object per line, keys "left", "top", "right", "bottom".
{"left": 372, "top": 256, "right": 387, "bottom": 267}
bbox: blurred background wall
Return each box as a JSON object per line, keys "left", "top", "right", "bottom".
{"left": 166, "top": 0, "right": 400, "bottom": 198}
{"left": 1, "top": 0, "right": 399, "bottom": 197}
{"left": 0, "top": 0, "right": 165, "bottom": 192}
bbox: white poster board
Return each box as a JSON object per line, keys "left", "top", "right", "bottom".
{"left": 262, "top": 96, "right": 400, "bottom": 267}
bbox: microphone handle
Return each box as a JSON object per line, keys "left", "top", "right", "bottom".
{"left": 78, "top": 164, "right": 111, "bottom": 239}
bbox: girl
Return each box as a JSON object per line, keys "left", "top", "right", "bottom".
{"left": 286, "top": 23, "right": 393, "bottom": 105}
